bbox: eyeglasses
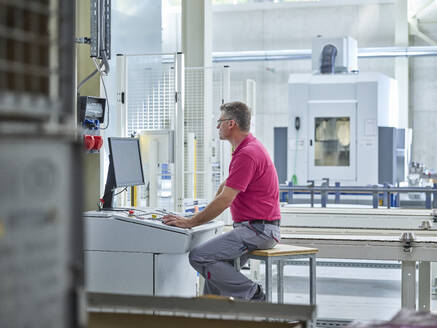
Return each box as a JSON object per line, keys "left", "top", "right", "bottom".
{"left": 217, "top": 118, "right": 232, "bottom": 125}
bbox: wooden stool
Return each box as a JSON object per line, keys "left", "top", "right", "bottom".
{"left": 236, "top": 244, "right": 318, "bottom": 304}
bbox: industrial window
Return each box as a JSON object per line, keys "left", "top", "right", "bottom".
{"left": 314, "top": 117, "right": 350, "bottom": 166}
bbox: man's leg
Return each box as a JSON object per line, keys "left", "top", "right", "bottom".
{"left": 189, "top": 228, "right": 257, "bottom": 299}
{"left": 189, "top": 224, "right": 276, "bottom": 300}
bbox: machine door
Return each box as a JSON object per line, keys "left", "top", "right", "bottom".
{"left": 308, "top": 102, "right": 357, "bottom": 182}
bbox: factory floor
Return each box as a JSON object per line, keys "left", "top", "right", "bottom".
{"left": 243, "top": 261, "right": 437, "bottom": 322}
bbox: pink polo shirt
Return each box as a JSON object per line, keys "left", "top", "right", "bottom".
{"left": 225, "top": 133, "right": 281, "bottom": 223}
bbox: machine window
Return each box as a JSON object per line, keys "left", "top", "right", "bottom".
{"left": 314, "top": 117, "right": 350, "bottom": 166}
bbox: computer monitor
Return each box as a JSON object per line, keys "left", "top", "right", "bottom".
{"left": 102, "top": 137, "right": 145, "bottom": 209}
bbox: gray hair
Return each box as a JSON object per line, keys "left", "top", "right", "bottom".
{"left": 220, "top": 101, "right": 251, "bottom": 132}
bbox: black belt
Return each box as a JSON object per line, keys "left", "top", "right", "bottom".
{"left": 250, "top": 220, "right": 280, "bottom": 226}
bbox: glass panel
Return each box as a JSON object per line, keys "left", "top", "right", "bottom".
{"left": 314, "top": 117, "right": 350, "bottom": 166}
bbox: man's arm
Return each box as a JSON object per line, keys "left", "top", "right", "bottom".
{"left": 214, "top": 180, "right": 226, "bottom": 199}
{"left": 162, "top": 185, "right": 239, "bottom": 228}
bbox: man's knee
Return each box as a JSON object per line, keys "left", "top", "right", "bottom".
{"left": 189, "top": 247, "right": 201, "bottom": 268}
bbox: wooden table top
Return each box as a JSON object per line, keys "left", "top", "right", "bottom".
{"left": 249, "top": 244, "right": 318, "bottom": 257}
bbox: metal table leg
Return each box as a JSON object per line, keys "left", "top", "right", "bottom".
{"left": 265, "top": 257, "right": 273, "bottom": 302}
{"left": 309, "top": 254, "right": 316, "bottom": 306}
{"left": 401, "top": 260, "right": 416, "bottom": 309}
{"left": 278, "top": 260, "right": 284, "bottom": 304}
{"left": 418, "top": 261, "right": 431, "bottom": 311}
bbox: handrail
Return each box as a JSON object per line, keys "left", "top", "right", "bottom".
{"left": 279, "top": 185, "right": 437, "bottom": 193}
{"left": 279, "top": 184, "right": 437, "bottom": 209}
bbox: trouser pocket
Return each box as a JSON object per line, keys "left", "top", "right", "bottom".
{"left": 241, "top": 223, "right": 278, "bottom": 250}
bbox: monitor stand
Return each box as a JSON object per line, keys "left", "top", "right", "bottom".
{"left": 102, "top": 160, "right": 115, "bottom": 209}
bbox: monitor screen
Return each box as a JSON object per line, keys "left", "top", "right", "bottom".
{"left": 101, "top": 137, "right": 145, "bottom": 209}
{"left": 108, "top": 137, "right": 145, "bottom": 187}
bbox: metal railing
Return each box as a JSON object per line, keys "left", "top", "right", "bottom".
{"left": 280, "top": 183, "right": 437, "bottom": 209}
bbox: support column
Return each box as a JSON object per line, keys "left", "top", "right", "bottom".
{"left": 182, "top": 0, "right": 213, "bottom": 202}
{"left": 401, "top": 261, "right": 417, "bottom": 309}
{"left": 76, "top": 0, "right": 100, "bottom": 211}
{"left": 174, "top": 53, "right": 185, "bottom": 213}
{"left": 182, "top": 0, "right": 212, "bottom": 68}
{"left": 116, "top": 54, "right": 127, "bottom": 138}
{"left": 219, "top": 66, "right": 232, "bottom": 224}
{"left": 278, "top": 261, "right": 284, "bottom": 304}
{"left": 395, "top": 0, "right": 409, "bottom": 129}
{"left": 418, "top": 261, "right": 431, "bottom": 311}
{"left": 309, "top": 255, "right": 317, "bottom": 306}
{"left": 220, "top": 65, "right": 232, "bottom": 182}
{"left": 265, "top": 257, "right": 273, "bottom": 302}
{"left": 149, "top": 140, "right": 158, "bottom": 208}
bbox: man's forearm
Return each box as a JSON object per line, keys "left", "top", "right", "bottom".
{"left": 189, "top": 194, "right": 230, "bottom": 227}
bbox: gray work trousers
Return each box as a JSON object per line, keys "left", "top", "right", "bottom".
{"left": 189, "top": 221, "right": 281, "bottom": 300}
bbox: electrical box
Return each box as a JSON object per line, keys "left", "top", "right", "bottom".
{"left": 77, "top": 96, "right": 106, "bottom": 124}
{"left": 77, "top": 96, "right": 106, "bottom": 153}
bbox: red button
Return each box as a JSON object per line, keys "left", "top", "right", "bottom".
{"left": 84, "top": 135, "right": 95, "bottom": 150}
{"left": 93, "top": 135, "right": 103, "bottom": 150}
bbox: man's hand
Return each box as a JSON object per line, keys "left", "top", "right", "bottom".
{"left": 162, "top": 214, "right": 195, "bottom": 228}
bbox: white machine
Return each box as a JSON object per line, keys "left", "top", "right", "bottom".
{"left": 288, "top": 37, "right": 410, "bottom": 186}
{"left": 84, "top": 209, "right": 223, "bottom": 297}
{"left": 138, "top": 130, "right": 174, "bottom": 209}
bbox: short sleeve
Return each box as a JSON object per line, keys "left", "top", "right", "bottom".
{"left": 225, "top": 154, "right": 256, "bottom": 192}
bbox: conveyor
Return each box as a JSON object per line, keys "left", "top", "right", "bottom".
{"left": 279, "top": 206, "right": 437, "bottom": 311}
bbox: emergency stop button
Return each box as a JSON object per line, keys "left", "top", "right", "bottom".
{"left": 84, "top": 135, "right": 95, "bottom": 150}
{"left": 93, "top": 135, "right": 103, "bottom": 150}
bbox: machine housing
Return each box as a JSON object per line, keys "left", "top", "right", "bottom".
{"left": 288, "top": 72, "right": 409, "bottom": 185}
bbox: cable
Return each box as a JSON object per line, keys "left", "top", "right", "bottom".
{"left": 98, "top": 186, "right": 127, "bottom": 211}
{"left": 100, "top": 186, "right": 127, "bottom": 201}
{"left": 77, "top": 68, "right": 98, "bottom": 93}
{"left": 77, "top": 55, "right": 106, "bottom": 93}
{"left": 101, "top": 50, "right": 110, "bottom": 75}
{"left": 98, "top": 72, "right": 110, "bottom": 130}
{"left": 92, "top": 57, "right": 110, "bottom": 130}
{"left": 113, "top": 187, "right": 128, "bottom": 196}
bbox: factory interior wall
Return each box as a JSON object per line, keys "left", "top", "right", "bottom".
{"left": 210, "top": 3, "right": 437, "bottom": 173}
{"left": 410, "top": 7, "right": 437, "bottom": 172}
{"left": 411, "top": 54, "right": 437, "bottom": 171}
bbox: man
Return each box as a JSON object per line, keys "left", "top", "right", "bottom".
{"left": 163, "top": 101, "right": 281, "bottom": 301}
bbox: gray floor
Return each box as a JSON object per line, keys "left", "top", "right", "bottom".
{"left": 243, "top": 262, "right": 437, "bottom": 322}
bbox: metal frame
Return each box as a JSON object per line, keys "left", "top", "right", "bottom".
{"left": 280, "top": 184, "right": 437, "bottom": 209}
{"left": 114, "top": 52, "right": 183, "bottom": 211}
{"left": 236, "top": 252, "right": 317, "bottom": 306}
{"left": 283, "top": 260, "right": 401, "bottom": 269}
{"left": 279, "top": 228, "right": 437, "bottom": 312}
{"left": 90, "top": 0, "right": 111, "bottom": 59}
{"left": 174, "top": 52, "right": 185, "bottom": 212}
